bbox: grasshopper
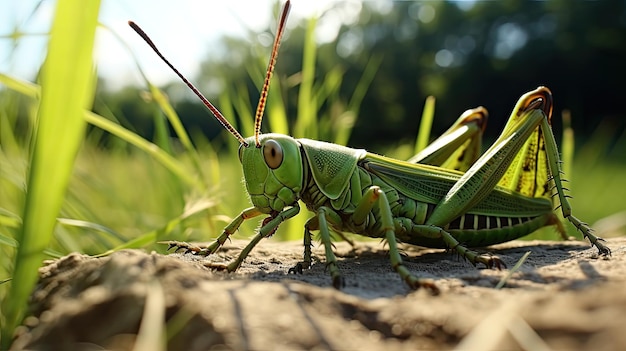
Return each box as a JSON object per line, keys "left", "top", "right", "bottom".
{"left": 130, "top": 0, "right": 610, "bottom": 294}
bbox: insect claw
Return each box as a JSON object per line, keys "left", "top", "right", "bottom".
{"left": 288, "top": 262, "right": 304, "bottom": 274}
{"left": 159, "top": 240, "right": 180, "bottom": 251}
{"left": 332, "top": 275, "right": 345, "bottom": 290}
{"left": 492, "top": 257, "right": 507, "bottom": 270}
{"left": 205, "top": 263, "right": 229, "bottom": 271}
{"left": 422, "top": 282, "right": 441, "bottom": 296}
{"left": 590, "top": 238, "right": 612, "bottom": 257}
{"left": 599, "top": 245, "right": 612, "bottom": 256}
{"left": 476, "top": 253, "right": 506, "bottom": 270}
{"left": 406, "top": 277, "right": 440, "bottom": 295}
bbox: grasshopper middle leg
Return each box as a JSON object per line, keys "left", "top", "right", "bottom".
{"left": 353, "top": 186, "right": 440, "bottom": 294}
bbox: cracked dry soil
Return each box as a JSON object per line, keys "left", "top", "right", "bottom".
{"left": 9, "top": 237, "right": 626, "bottom": 350}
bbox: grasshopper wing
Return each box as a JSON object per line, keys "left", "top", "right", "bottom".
{"left": 364, "top": 153, "right": 552, "bottom": 217}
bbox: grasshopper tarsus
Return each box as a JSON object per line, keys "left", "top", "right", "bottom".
{"left": 487, "top": 256, "right": 507, "bottom": 270}
{"left": 322, "top": 259, "right": 343, "bottom": 289}
{"left": 468, "top": 250, "right": 506, "bottom": 270}
{"left": 332, "top": 275, "right": 345, "bottom": 290}
{"left": 158, "top": 240, "right": 182, "bottom": 251}
{"left": 161, "top": 241, "right": 211, "bottom": 256}
{"left": 593, "top": 241, "right": 612, "bottom": 257}
{"left": 288, "top": 262, "right": 305, "bottom": 275}
{"left": 203, "top": 262, "right": 229, "bottom": 272}
{"left": 407, "top": 278, "right": 440, "bottom": 295}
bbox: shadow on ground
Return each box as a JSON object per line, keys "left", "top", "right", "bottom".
{"left": 10, "top": 237, "right": 626, "bottom": 350}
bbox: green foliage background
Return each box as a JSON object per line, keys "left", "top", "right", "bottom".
{"left": 0, "top": 0, "right": 625, "bottom": 346}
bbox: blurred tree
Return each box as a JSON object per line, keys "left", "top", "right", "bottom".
{"left": 96, "top": 0, "right": 626, "bottom": 155}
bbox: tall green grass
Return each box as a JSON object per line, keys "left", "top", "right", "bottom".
{"left": 1, "top": 0, "right": 100, "bottom": 345}
{"left": 0, "top": 2, "right": 216, "bottom": 346}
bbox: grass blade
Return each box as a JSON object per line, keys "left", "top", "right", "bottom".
{"left": 57, "top": 218, "right": 126, "bottom": 242}
{"left": 495, "top": 251, "right": 531, "bottom": 289}
{"left": 133, "top": 280, "right": 166, "bottom": 351}
{"left": 266, "top": 76, "right": 289, "bottom": 135}
{"left": 294, "top": 16, "right": 318, "bottom": 139}
{"left": 83, "top": 111, "right": 203, "bottom": 190}
{"left": 1, "top": 0, "right": 101, "bottom": 345}
{"left": 0, "top": 74, "right": 40, "bottom": 98}
{"left": 335, "top": 53, "right": 383, "bottom": 146}
{"left": 414, "top": 96, "right": 436, "bottom": 154}
{"left": 148, "top": 84, "right": 207, "bottom": 186}
{"left": 95, "top": 198, "right": 214, "bottom": 257}
{"left": 561, "top": 109, "right": 573, "bottom": 181}
{"left": 0, "top": 208, "right": 21, "bottom": 229}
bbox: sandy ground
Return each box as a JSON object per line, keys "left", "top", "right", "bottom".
{"left": 9, "top": 236, "right": 626, "bottom": 350}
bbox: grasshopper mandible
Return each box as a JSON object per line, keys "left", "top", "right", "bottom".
{"left": 130, "top": 0, "right": 610, "bottom": 294}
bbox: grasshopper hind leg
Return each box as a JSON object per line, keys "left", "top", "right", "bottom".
{"left": 440, "top": 230, "right": 506, "bottom": 269}
{"left": 408, "top": 224, "right": 506, "bottom": 269}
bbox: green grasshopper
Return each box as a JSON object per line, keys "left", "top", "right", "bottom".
{"left": 130, "top": 0, "right": 610, "bottom": 294}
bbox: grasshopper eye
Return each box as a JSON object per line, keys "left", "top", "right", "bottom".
{"left": 263, "top": 139, "right": 283, "bottom": 169}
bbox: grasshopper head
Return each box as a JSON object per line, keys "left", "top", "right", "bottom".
{"left": 239, "top": 133, "right": 303, "bottom": 213}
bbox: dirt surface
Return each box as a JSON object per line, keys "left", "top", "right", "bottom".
{"left": 10, "top": 237, "right": 626, "bottom": 350}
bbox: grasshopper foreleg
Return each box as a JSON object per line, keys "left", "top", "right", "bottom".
{"left": 164, "top": 207, "right": 264, "bottom": 256}
{"left": 210, "top": 205, "right": 301, "bottom": 272}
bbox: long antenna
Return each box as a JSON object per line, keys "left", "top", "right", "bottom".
{"left": 253, "top": 0, "right": 291, "bottom": 147}
{"left": 128, "top": 21, "right": 248, "bottom": 146}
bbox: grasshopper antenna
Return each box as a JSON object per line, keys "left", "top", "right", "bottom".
{"left": 128, "top": 20, "right": 248, "bottom": 146}
{"left": 253, "top": 0, "right": 291, "bottom": 148}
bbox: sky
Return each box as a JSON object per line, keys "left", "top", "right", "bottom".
{"left": 0, "top": 0, "right": 366, "bottom": 88}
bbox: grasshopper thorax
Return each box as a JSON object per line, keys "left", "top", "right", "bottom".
{"left": 239, "top": 133, "right": 303, "bottom": 213}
